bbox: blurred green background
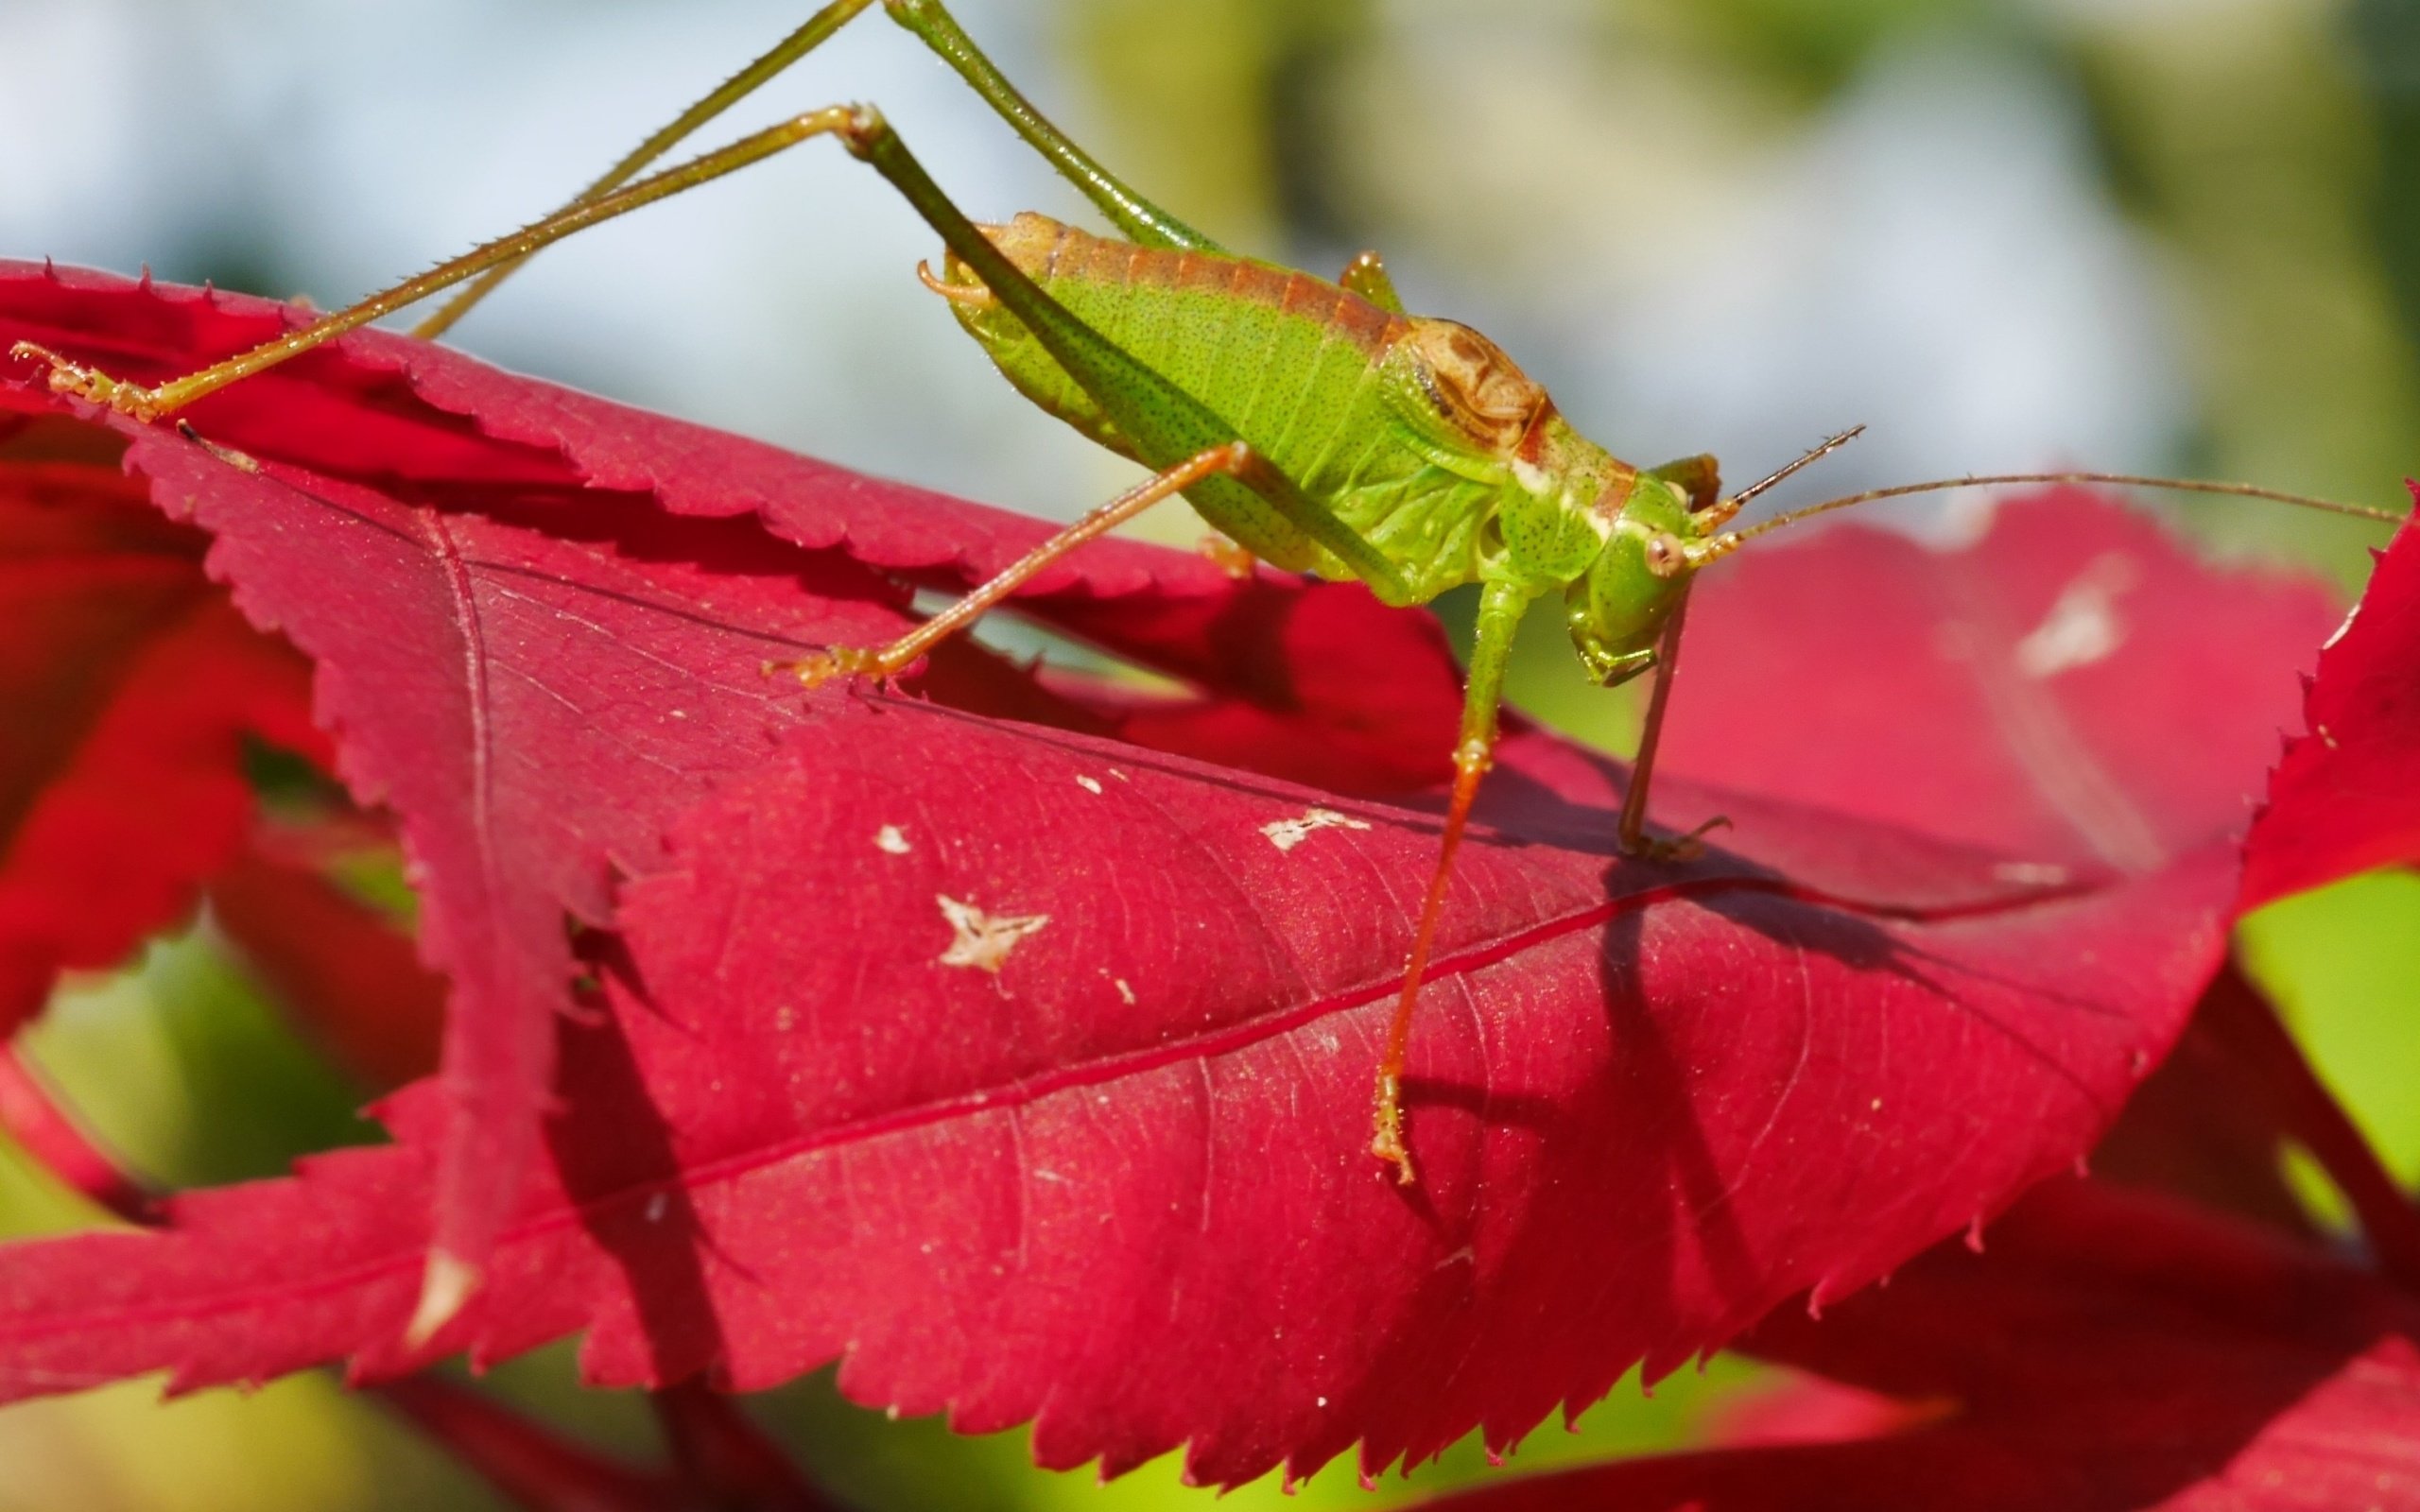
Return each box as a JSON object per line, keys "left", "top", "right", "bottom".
{"left": 2, "top": 0, "right": 2416, "bottom": 1505}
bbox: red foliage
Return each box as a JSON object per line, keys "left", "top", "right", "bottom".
{"left": 208, "top": 842, "right": 447, "bottom": 1091}
{"left": 1422, "top": 1181, "right": 2420, "bottom": 1510}
{"left": 0, "top": 265, "right": 2412, "bottom": 1503}
{"left": 0, "top": 424, "right": 320, "bottom": 1033}
{"left": 1654, "top": 490, "right": 2338, "bottom": 870}
{"left": 2240, "top": 496, "right": 2420, "bottom": 907}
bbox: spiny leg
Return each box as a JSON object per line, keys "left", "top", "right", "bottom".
{"left": 1606, "top": 450, "right": 1739, "bottom": 860}
{"left": 420, "top": 0, "right": 1215, "bottom": 337}
{"left": 10, "top": 108, "right": 873, "bottom": 421}
{"left": 417, "top": 0, "right": 883, "bottom": 337}
{"left": 883, "top": 0, "right": 1215, "bottom": 251}
{"left": 1371, "top": 577, "right": 1536, "bottom": 1185}
{"left": 1615, "top": 583, "right": 1728, "bottom": 859}
{"left": 776, "top": 441, "right": 1256, "bottom": 686}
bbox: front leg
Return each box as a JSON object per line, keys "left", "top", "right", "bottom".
{"left": 1370, "top": 577, "right": 1536, "bottom": 1185}
{"left": 1615, "top": 583, "right": 1728, "bottom": 860}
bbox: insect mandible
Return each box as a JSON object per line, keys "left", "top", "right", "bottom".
{"left": 12, "top": 0, "right": 2400, "bottom": 1186}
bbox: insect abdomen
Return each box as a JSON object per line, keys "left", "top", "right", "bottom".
{"left": 934, "top": 214, "right": 1503, "bottom": 594}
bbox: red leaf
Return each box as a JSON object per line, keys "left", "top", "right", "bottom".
{"left": 378, "top": 1375, "right": 837, "bottom": 1512}
{"left": 2088, "top": 965, "right": 2318, "bottom": 1239}
{"left": 1, "top": 264, "right": 1464, "bottom": 1296}
{"left": 0, "top": 446, "right": 319, "bottom": 1033}
{"left": 0, "top": 266, "right": 2345, "bottom": 1485}
{"left": 2239, "top": 498, "right": 2420, "bottom": 908}
{"left": 377, "top": 1376, "right": 675, "bottom": 1512}
{"left": 1663, "top": 493, "right": 2341, "bottom": 870}
{"left": 207, "top": 843, "right": 447, "bottom": 1091}
{"left": 1415, "top": 1182, "right": 2420, "bottom": 1510}
{"left": 0, "top": 1043, "right": 148, "bottom": 1222}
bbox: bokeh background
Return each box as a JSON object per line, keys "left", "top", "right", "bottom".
{"left": 2, "top": 0, "right": 2416, "bottom": 1505}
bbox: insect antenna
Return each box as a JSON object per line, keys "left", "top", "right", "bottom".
{"left": 1702, "top": 425, "right": 1867, "bottom": 526}
{"left": 1712, "top": 471, "right": 2405, "bottom": 556}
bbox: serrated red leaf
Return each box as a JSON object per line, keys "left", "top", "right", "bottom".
{"left": 2088, "top": 964, "right": 2316, "bottom": 1239}
{"left": 2239, "top": 499, "right": 2420, "bottom": 908}
{"left": 207, "top": 844, "right": 446, "bottom": 1091}
{"left": 0, "top": 446, "right": 319, "bottom": 1032}
{"left": 1418, "top": 1182, "right": 2420, "bottom": 1510}
{"left": 1661, "top": 494, "right": 2340, "bottom": 869}
{"left": 0, "top": 265, "right": 2373, "bottom": 1487}
{"left": 0, "top": 265, "right": 1467, "bottom": 1294}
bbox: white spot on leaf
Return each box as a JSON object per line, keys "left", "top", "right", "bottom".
{"left": 1075, "top": 774, "right": 1103, "bottom": 795}
{"left": 874, "top": 825, "right": 911, "bottom": 855}
{"left": 936, "top": 894, "right": 1049, "bottom": 973}
{"left": 1262, "top": 807, "right": 1373, "bottom": 852}
{"left": 2015, "top": 554, "right": 2136, "bottom": 679}
{"left": 1115, "top": 977, "right": 1135, "bottom": 1005}
{"left": 1990, "top": 860, "right": 2071, "bottom": 886}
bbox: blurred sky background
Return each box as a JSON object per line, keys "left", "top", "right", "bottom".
{"left": 3, "top": 1, "right": 2418, "bottom": 1508}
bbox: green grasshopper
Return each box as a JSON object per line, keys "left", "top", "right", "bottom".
{"left": 15, "top": 0, "right": 2397, "bottom": 1186}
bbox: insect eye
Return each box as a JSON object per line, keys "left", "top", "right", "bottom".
{"left": 1643, "top": 533, "right": 1686, "bottom": 577}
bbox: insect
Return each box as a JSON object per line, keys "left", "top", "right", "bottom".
{"left": 13, "top": 0, "right": 2398, "bottom": 1186}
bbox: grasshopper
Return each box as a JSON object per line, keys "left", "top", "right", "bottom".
{"left": 14, "top": 0, "right": 2397, "bottom": 1186}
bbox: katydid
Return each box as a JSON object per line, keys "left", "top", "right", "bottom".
{"left": 13, "top": 0, "right": 2400, "bottom": 1188}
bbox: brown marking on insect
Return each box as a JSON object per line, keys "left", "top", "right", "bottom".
{"left": 1332, "top": 291, "right": 1404, "bottom": 353}
{"left": 1403, "top": 318, "right": 1548, "bottom": 455}
{"left": 1586, "top": 456, "right": 1641, "bottom": 523}
{"left": 1167, "top": 249, "right": 1219, "bottom": 296}
{"left": 975, "top": 212, "right": 1067, "bottom": 283}
{"left": 1083, "top": 232, "right": 1133, "bottom": 284}
{"left": 1279, "top": 270, "right": 1342, "bottom": 323}
{"left": 1230, "top": 260, "right": 1290, "bottom": 308}
{"left": 1273, "top": 271, "right": 1409, "bottom": 358}
{"left": 1129, "top": 246, "right": 1182, "bottom": 289}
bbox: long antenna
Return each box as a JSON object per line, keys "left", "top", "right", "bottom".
{"left": 1714, "top": 425, "right": 1867, "bottom": 521}
{"left": 1724, "top": 471, "right": 2404, "bottom": 549}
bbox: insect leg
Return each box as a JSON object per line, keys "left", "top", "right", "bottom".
{"left": 882, "top": 0, "right": 1216, "bottom": 252}
{"left": 1370, "top": 577, "right": 1536, "bottom": 1186}
{"left": 775, "top": 441, "right": 1257, "bottom": 686}
{"left": 1616, "top": 583, "right": 1729, "bottom": 859}
{"left": 424, "top": 0, "right": 1213, "bottom": 337}
{"left": 12, "top": 109, "right": 873, "bottom": 422}
{"left": 417, "top": 0, "right": 883, "bottom": 337}
{"left": 1617, "top": 449, "right": 1733, "bottom": 858}
{"left": 838, "top": 108, "right": 1415, "bottom": 603}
